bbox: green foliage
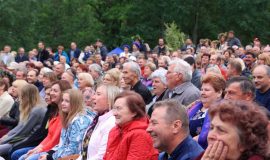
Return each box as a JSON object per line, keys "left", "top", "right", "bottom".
{"left": 0, "top": 0, "right": 269, "bottom": 50}
{"left": 164, "top": 22, "right": 186, "bottom": 51}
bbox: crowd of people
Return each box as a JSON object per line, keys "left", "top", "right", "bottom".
{"left": 0, "top": 30, "right": 269, "bottom": 160}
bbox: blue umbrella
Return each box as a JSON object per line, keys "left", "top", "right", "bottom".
{"left": 108, "top": 47, "right": 123, "bottom": 56}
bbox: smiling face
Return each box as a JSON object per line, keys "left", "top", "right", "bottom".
{"left": 113, "top": 98, "right": 136, "bottom": 126}
{"left": 50, "top": 84, "right": 62, "bottom": 104}
{"left": 92, "top": 85, "right": 109, "bottom": 114}
{"left": 122, "top": 64, "right": 137, "bottom": 85}
{"left": 61, "top": 93, "right": 71, "bottom": 113}
{"left": 152, "top": 77, "right": 166, "bottom": 96}
{"left": 147, "top": 107, "right": 173, "bottom": 151}
{"left": 253, "top": 66, "right": 270, "bottom": 93}
{"left": 208, "top": 115, "right": 244, "bottom": 160}
{"left": 200, "top": 83, "right": 221, "bottom": 108}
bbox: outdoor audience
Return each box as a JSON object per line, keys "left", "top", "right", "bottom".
{"left": 0, "top": 31, "right": 270, "bottom": 159}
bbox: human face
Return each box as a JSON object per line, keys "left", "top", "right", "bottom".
{"left": 208, "top": 116, "right": 244, "bottom": 160}
{"left": 38, "top": 43, "right": 44, "bottom": 50}
{"left": 200, "top": 83, "right": 221, "bottom": 108}
{"left": 171, "top": 52, "right": 179, "bottom": 60}
{"left": 103, "top": 74, "right": 115, "bottom": 85}
{"left": 92, "top": 86, "right": 109, "bottom": 114}
{"left": 45, "top": 88, "right": 51, "bottom": 104}
{"left": 257, "top": 59, "right": 265, "bottom": 65}
{"left": 144, "top": 66, "right": 152, "bottom": 77}
{"left": 61, "top": 93, "right": 71, "bottom": 113}
{"left": 50, "top": 84, "right": 62, "bottom": 104}
{"left": 16, "top": 71, "right": 25, "bottom": 80}
{"left": 152, "top": 77, "right": 166, "bottom": 96}
{"left": 244, "top": 54, "right": 255, "bottom": 66}
{"left": 71, "top": 43, "right": 76, "bottom": 50}
{"left": 42, "top": 77, "right": 51, "bottom": 88}
{"left": 210, "top": 55, "right": 217, "bottom": 65}
{"left": 95, "top": 55, "right": 102, "bottom": 63}
{"left": 27, "top": 71, "right": 37, "bottom": 84}
{"left": 54, "top": 64, "right": 64, "bottom": 76}
{"left": 138, "top": 59, "right": 145, "bottom": 68}
{"left": 122, "top": 64, "right": 137, "bottom": 85}
{"left": 166, "top": 64, "right": 180, "bottom": 90}
{"left": 61, "top": 72, "right": 73, "bottom": 85}
{"left": 113, "top": 98, "right": 136, "bottom": 126}
{"left": 147, "top": 107, "right": 173, "bottom": 151}
{"left": 201, "top": 56, "right": 210, "bottom": 65}
{"left": 0, "top": 85, "right": 5, "bottom": 96}
{"left": 78, "top": 77, "right": 87, "bottom": 90}
{"left": 253, "top": 66, "right": 270, "bottom": 93}
{"left": 224, "top": 82, "right": 251, "bottom": 101}
{"left": 158, "top": 59, "right": 166, "bottom": 68}
{"left": 89, "top": 68, "right": 99, "bottom": 79}
{"left": 226, "top": 64, "right": 234, "bottom": 78}
{"left": 10, "top": 83, "right": 18, "bottom": 98}
{"left": 159, "top": 39, "right": 164, "bottom": 46}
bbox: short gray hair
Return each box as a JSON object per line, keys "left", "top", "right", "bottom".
{"left": 150, "top": 69, "right": 167, "bottom": 85}
{"left": 154, "top": 99, "right": 189, "bottom": 134}
{"left": 123, "top": 61, "right": 141, "bottom": 78}
{"left": 169, "top": 59, "right": 192, "bottom": 82}
{"left": 89, "top": 64, "right": 103, "bottom": 76}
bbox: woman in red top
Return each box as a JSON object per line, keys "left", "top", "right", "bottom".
{"left": 103, "top": 91, "right": 158, "bottom": 160}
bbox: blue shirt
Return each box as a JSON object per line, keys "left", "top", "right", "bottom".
{"left": 255, "top": 89, "right": 270, "bottom": 111}
{"left": 159, "top": 136, "right": 204, "bottom": 160}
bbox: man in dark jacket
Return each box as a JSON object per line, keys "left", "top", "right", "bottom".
{"left": 15, "top": 47, "right": 28, "bottom": 63}
{"left": 227, "top": 30, "right": 241, "bottom": 47}
{"left": 37, "top": 42, "right": 49, "bottom": 63}
{"left": 96, "top": 39, "right": 108, "bottom": 61}
{"left": 147, "top": 99, "right": 204, "bottom": 160}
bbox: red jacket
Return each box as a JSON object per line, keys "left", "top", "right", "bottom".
{"left": 103, "top": 117, "right": 158, "bottom": 160}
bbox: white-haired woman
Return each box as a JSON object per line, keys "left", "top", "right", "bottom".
{"left": 146, "top": 69, "right": 167, "bottom": 116}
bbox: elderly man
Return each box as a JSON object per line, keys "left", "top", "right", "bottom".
{"left": 122, "top": 61, "right": 152, "bottom": 104}
{"left": 253, "top": 65, "right": 270, "bottom": 110}
{"left": 163, "top": 59, "right": 200, "bottom": 106}
{"left": 224, "top": 76, "right": 255, "bottom": 101}
{"left": 147, "top": 99, "right": 203, "bottom": 160}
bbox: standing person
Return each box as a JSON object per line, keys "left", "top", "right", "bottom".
{"left": 122, "top": 61, "right": 152, "bottom": 105}
{"left": 0, "top": 45, "right": 15, "bottom": 67}
{"left": 103, "top": 91, "right": 158, "bottom": 160}
{"left": 0, "top": 84, "right": 47, "bottom": 157}
{"left": 37, "top": 42, "right": 49, "bottom": 63}
{"left": 54, "top": 45, "right": 70, "bottom": 64}
{"left": 12, "top": 80, "right": 72, "bottom": 160}
{"left": 15, "top": 47, "right": 28, "bottom": 63}
{"left": 153, "top": 38, "right": 169, "bottom": 56}
{"left": 96, "top": 39, "right": 108, "bottom": 61}
{"left": 227, "top": 30, "right": 241, "bottom": 47}
{"left": 38, "top": 89, "right": 95, "bottom": 160}
{"left": 147, "top": 99, "right": 203, "bottom": 160}
{"left": 68, "top": 42, "right": 81, "bottom": 60}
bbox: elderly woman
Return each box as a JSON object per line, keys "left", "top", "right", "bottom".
{"left": 141, "top": 62, "right": 156, "bottom": 91}
{"left": 146, "top": 69, "right": 167, "bottom": 116}
{"left": 102, "top": 68, "right": 121, "bottom": 87}
{"left": 196, "top": 100, "right": 269, "bottom": 160}
{"left": 78, "top": 84, "right": 120, "bottom": 160}
{"left": 89, "top": 64, "right": 103, "bottom": 90}
{"left": 188, "top": 74, "right": 226, "bottom": 149}
{"left": 103, "top": 91, "right": 158, "bottom": 160}
{"left": 77, "top": 73, "right": 94, "bottom": 92}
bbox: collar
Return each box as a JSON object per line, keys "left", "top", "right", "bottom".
{"left": 166, "top": 135, "right": 191, "bottom": 159}
{"left": 98, "top": 110, "right": 113, "bottom": 122}
{"left": 172, "top": 82, "right": 192, "bottom": 95}
{"left": 131, "top": 80, "right": 141, "bottom": 89}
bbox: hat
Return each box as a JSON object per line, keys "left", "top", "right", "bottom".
{"left": 122, "top": 44, "right": 130, "bottom": 50}
{"left": 129, "top": 56, "right": 137, "bottom": 62}
{"left": 133, "top": 42, "right": 140, "bottom": 49}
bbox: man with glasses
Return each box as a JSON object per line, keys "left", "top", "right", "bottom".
{"left": 163, "top": 59, "right": 200, "bottom": 107}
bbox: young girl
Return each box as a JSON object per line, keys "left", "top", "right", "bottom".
{"left": 39, "top": 89, "right": 95, "bottom": 160}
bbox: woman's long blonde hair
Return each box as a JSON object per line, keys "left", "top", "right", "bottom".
{"left": 19, "top": 84, "right": 41, "bottom": 122}
{"left": 60, "top": 89, "right": 84, "bottom": 128}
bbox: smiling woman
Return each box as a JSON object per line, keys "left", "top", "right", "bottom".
{"left": 196, "top": 100, "right": 269, "bottom": 160}
{"left": 103, "top": 91, "right": 158, "bottom": 160}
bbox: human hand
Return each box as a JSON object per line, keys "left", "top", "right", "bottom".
{"left": 38, "top": 154, "right": 47, "bottom": 160}
{"left": 202, "top": 141, "right": 228, "bottom": 160}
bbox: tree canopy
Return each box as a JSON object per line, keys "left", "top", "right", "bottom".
{"left": 0, "top": 0, "right": 269, "bottom": 50}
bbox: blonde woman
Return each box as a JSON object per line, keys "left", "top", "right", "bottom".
{"left": 102, "top": 68, "right": 121, "bottom": 86}
{"left": 0, "top": 84, "right": 47, "bottom": 156}
{"left": 77, "top": 73, "right": 94, "bottom": 92}
{"left": 39, "top": 89, "right": 95, "bottom": 160}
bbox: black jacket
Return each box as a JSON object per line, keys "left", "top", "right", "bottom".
{"left": 131, "top": 81, "right": 153, "bottom": 105}
{"left": 37, "top": 49, "right": 49, "bottom": 63}
{"left": 0, "top": 101, "right": 19, "bottom": 129}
